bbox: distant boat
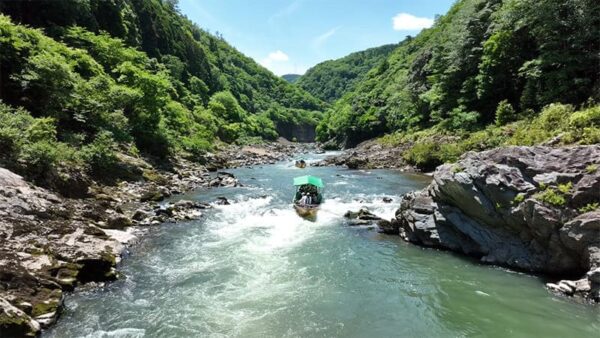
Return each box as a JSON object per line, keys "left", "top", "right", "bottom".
{"left": 295, "top": 159, "right": 307, "bottom": 168}
{"left": 293, "top": 175, "right": 324, "bottom": 220}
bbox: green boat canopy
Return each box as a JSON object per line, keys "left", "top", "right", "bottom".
{"left": 293, "top": 175, "right": 324, "bottom": 188}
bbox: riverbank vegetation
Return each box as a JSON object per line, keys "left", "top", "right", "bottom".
{"left": 302, "top": 0, "right": 598, "bottom": 167}
{"left": 382, "top": 103, "right": 600, "bottom": 170}
{"left": 0, "top": 0, "right": 324, "bottom": 184}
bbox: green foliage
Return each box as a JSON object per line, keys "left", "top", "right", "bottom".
{"left": 451, "top": 164, "right": 463, "bottom": 173}
{"left": 579, "top": 203, "right": 599, "bottom": 214}
{"left": 403, "top": 141, "right": 439, "bottom": 169}
{"left": 297, "top": 44, "right": 397, "bottom": 103}
{"left": 586, "top": 164, "right": 598, "bottom": 174}
{"left": 403, "top": 140, "right": 462, "bottom": 170}
{"left": 513, "top": 193, "right": 525, "bottom": 204}
{"left": 181, "top": 133, "right": 213, "bottom": 159}
{"left": 0, "top": 6, "right": 326, "bottom": 183}
{"left": 458, "top": 126, "right": 508, "bottom": 152}
{"left": 507, "top": 104, "right": 600, "bottom": 146}
{"left": 80, "top": 131, "right": 118, "bottom": 173}
{"left": 534, "top": 181, "right": 574, "bottom": 208}
{"left": 535, "top": 188, "right": 566, "bottom": 207}
{"left": 557, "top": 182, "right": 572, "bottom": 194}
{"left": 209, "top": 91, "right": 247, "bottom": 122}
{"left": 0, "top": 102, "right": 79, "bottom": 181}
{"left": 442, "top": 107, "right": 480, "bottom": 131}
{"left": 495, "top": 100, "right": 517, "bottom": 126}
{"left": 316, "top": 0, "right": 599, "bottom": 146}
{"left": 19, "top": 141, "right": 61, "bottom": 179}
{"left": 374, "top": 101, "right": 598, "bottom": 172}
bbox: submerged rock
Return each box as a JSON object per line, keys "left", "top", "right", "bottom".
{"left": 391, "top": 145, "right": 600, "bottom": 302}
{"left": 209, "top": 172, "right": 240, "bottom": 188}
{"left": 215, "top": 197, "right": 230, "bottom": 205}
{"left": 345, "top": 208, "right": 383, "bottom": 226}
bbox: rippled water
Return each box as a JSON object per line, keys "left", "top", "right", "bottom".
{"left": 47, "top": 153, "right": 599, "bottom": 337}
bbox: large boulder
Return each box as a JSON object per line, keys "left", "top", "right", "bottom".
{"left": 392, "top": 146, "right": 600, "bottom": 301}
{"left": 0, "top": 297, "right": 40, "bottom": 337}
{"left": 209, "top": 172, "right": 240, "bottom": 187}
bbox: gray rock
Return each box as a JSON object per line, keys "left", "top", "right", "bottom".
{"left": 348, "top": 219, "right": 373, "bottom": 226}
{"left": 344, "top": 208, "right": 382, "bottom": 221}
{"left": 132, "top": 209, "right": 151, "bottom": 221}
{"left": 392, "top": 145, "right": 600, "bottom": 302}
{"left": 0, "top": 297, "right": 41, "bottom": 337}
{"left": 587, "top": 267, "right": 600, "bottom": 284}
{"left": 106, "top": 215, "right": 132, "bottom": 229}
{"left": 140, "top": 187, "right": 167, "bottom": 202}
{"left": 215, "top": 197, "right": 230, "bottom": 205}
{"left": 377, "top": 219, "right": 399, "bottom": 234}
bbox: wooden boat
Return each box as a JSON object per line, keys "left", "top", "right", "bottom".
{"left": 293, "top": 175, "right": 324, "bottom": 220}
{"left": 293, "top": 203, "right": 319, "bottom": 218}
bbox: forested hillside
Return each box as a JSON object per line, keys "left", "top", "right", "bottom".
{"left": 297, "top": 44, "right": 397, "bottom": 103}
{"left": 316, "top": 0, "right": 599, "bottom": 158}
{"left": 0, "top": 0, "right": 323, "bottom": 184}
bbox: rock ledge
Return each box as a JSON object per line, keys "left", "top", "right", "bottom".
{"left": 384, "top": 146, "right": 600, "bottom": 302}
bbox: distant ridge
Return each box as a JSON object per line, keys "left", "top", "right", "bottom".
{"left": 282, "top": 74, "right": 301, "bottom": 83}
{"left": 296, "top": 44, "right": 398, "bottom": 103}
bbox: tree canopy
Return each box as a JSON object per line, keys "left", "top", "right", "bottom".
{"left": 0, "top": 0, "right": 325, "bottom": 183}
{"left": 296, "top": 44, "right": 397, "bottom": 103}
{"left": 310, "top": 0, "right": 599, "bottom": 147}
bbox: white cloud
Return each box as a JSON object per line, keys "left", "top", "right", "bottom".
{"left": 261, "top": 50, "right": 289, "bottom": 69}
{"left": 312, "top": 26, "right": 341, "bottom": 49}
{"left": 392, "top": 13, "right": 434, "bottom": 31}
{"left": 260, "top": 50, "right": 303, "bottom": 75}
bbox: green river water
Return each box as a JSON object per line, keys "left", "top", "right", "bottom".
{"left": 46, "top": 153, "right": 599, "bottom": 337}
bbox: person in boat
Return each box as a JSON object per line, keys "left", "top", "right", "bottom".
{"left": 296, "top": 185, "right": 321, "bottom": 205}
{"left": 295, "top": 159, "right": 307, "bottom": 168}
{"left": 293, "top": 176, "right": 324, "bottom": 220}
{"left": 298, "top": 192, "right": 310, "bottom": 205}
{"left": 293, "top": 175, "right": 324, "bottom": 206}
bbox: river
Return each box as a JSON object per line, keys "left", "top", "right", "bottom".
{"left": 47, "top": 153, "right": 599, "bottom": 337}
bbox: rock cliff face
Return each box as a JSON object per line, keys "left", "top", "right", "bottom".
{"left": 276, "top": 122, "right": 316, "bottom": 143}
{"left": 384, "top": 146, "right": 600, "bottom": 302}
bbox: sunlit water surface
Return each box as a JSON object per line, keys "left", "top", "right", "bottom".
{"left": 47, "top": 153, "right": 599, "bottom": 337}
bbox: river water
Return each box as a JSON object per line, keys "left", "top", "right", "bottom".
{"left": 47, "top": 153, "right": 599, "bottom": 337}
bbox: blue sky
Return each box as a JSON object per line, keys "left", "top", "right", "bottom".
{"left": 178, "top": 0, "right": 456, "bottom": 75}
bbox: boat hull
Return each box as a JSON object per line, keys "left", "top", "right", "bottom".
{"left": 294, "top": 203, "right": 319, "bottom": 220}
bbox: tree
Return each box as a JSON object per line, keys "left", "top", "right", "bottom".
{"left": 495, "top": 100, "right": 517, "bottom": 126}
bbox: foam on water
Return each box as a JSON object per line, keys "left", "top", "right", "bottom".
{"left": 45, "top": 159, "right": 600, "bottom": 338}
{"left": 82, "top": 328, "right": 145, "bottom": 338}
{"left": 168, "top": 196, "right": 321, "bottom": 335}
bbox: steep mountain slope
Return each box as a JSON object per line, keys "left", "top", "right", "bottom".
{"left": 282, "top": 74, "right": 301, "bottom": 83}
{"left": 0, "top": 0, "right": 325, "bottom": 187}
{"left": 297, "top": 44, "right": 397, "bottom": 103}
{"left": 317, "top": 0, "right": 599, "bottom": 148}
{"left": 0, "top": 0, "right": 323, "bottom": 116}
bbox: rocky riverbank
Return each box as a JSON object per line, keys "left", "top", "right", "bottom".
{"left": 379, "top": 145, "right": 600, "bottom": 303}
{"left": 317, "top": 139, "right": 415, "bottom": 170}
{"left": 207, "top": 141, "right": 321, "bottom": 170}
{"left": 0, "top": 141, "right": 314, "bottom": 337}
